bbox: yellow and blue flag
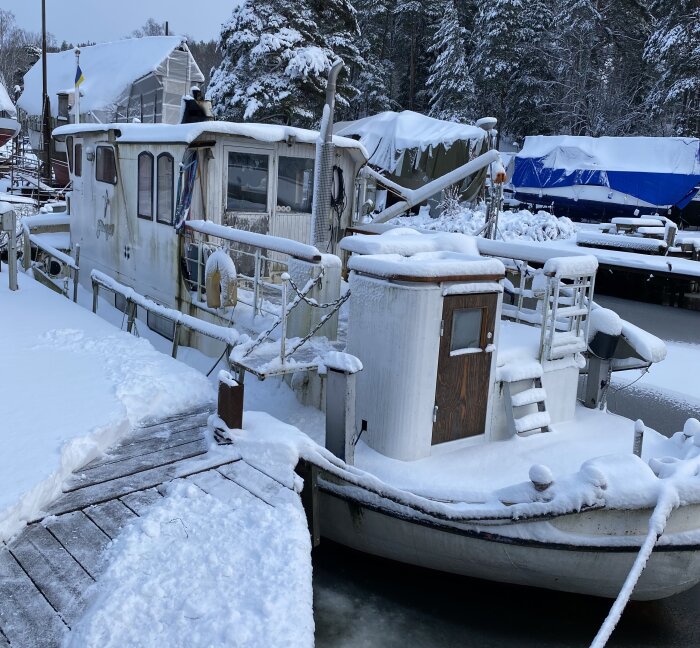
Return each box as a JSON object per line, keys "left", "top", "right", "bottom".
{"left": 75, "top": 65, "right": 85, "bottom": 87}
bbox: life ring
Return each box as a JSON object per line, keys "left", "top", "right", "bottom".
{"left": 205, "top": 249, "right": 237, "bottom": 309}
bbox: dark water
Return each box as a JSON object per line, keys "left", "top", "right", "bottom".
{"left": 313, "top": 297, "right": 700, "bottom": 647}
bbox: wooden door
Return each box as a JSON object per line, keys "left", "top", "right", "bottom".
{"left": 432, "top": 292, "right": 498, "bottom": 445}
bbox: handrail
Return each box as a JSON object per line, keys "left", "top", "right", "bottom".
{"left": 91, "top": 270, "right": 240, "bottom": 356}
{"left": 185, "top": 220, "right": 322, "bottom": 263}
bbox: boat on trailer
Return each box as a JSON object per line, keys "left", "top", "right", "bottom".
{"left": 38, "top": 118, "right": 700, "bottom": 604}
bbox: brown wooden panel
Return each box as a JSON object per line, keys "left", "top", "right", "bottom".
{"left": 432, "top": 292, "right": 498, "bottom": 445}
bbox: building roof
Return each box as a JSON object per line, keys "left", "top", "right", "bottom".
{"left": 18, "top": 36, "right": 203, "bottom": 117}
{"left": 0, "top": 82, "right": 16, "bottom": 118}
{"left": 52, "top": 121, "right": 369, "bottom": 157}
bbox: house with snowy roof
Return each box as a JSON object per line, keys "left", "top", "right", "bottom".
{"left": 17, "top": 36, "right": 204, "bottom": 177}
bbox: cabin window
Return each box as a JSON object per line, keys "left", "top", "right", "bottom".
{"left": 450, "top": 308, "right": 483, "bottom": 354}
{"left": 74, "top": 144, "right": 82, "bottom": 177}
{"left": 137, "top": 152, "right": 154, "bottom": 219}
{"left": 96, "top": 146, "right": 117, "bottom": 184}
{"left": 226, "top": 151, "right": 269, "bottom": 212}
{"left": 146, "top": 304, "right": 176, "bottom": 340}
{"left": 277, "top": 157, "right": 314, "bottom": 213}
{"left": 156, "top": 153, "right": 174, "bottom": 224}
{"left": 66, "top": 136, "right": 74, "bottom": 173}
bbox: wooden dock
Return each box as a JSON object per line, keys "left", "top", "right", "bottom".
{"left": 0, "top": 408, "right": 299, "bottom": 647}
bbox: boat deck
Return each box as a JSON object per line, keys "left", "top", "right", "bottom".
{"left": 0, "top": 409, "right": 300, "bottom": 648}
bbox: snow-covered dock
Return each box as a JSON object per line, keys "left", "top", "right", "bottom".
{"left": 0, "top": 410, "right": 312, "bottom": 648}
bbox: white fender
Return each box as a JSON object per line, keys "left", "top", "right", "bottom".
{"left": 205, "top": 249, "right": 237, "bottom": 309}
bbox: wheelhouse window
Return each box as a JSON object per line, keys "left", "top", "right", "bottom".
{"left": 277, "top": 156, "right": 314, "bottom": 213}
{"left": 156, "top": 153, "right": 174, "bottom": 224}
{"left": 137, "top": 152, "right": 154, "bottom": 219}
{"left": 66, "top": 136, "right": 74, "bottom": 173}
{"left": 226, "top": 151, "right": 269, "bottom": 212}
{"left": 450, "top": 308, "right": 484, "bottom": 354}
{"left": 74, "top": 144, "right": 82, "bottom": 177}
{"left": 96, "top": 146, "right": 117, "bottom": 184}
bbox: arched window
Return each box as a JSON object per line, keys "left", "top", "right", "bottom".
{"left": 137, "top": 151, "right": 154, "bottom": 219}
{"left": 156, "top": 153, "right": 174, "bottom": 225}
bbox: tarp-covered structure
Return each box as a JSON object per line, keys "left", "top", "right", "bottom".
{"left": 335, "top": 111, "right": 488, "bottom": 198}
{"left": 0, "top": 82, "right": 17, "bottom": 119}
{"left": 512, "top": 135, "right": 700, "bottom": 219}
{"left": 19, "top": 36, "right": 204, "bottom": 129}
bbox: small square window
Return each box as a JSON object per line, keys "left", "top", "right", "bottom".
{"left": 96, "top": 146, "right": 117, "bottom": 184}
{"left": 227, "top": 151, "right": 269, "bottom": 212}
{"left": 450, "top": 308, "right": 483, "bottom": 353}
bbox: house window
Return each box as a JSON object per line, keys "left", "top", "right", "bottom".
{"left": 74, "top": 144, "right": 82, "bottom": 177}
{"left": 156, "top": 153, "right": 174, "bottom": 224}
{"left": 137, "top": 152, "right": 154, "bottom": 219}
{"left": 66, "top": 136, "right": 74, "bottom": 173}
{"left": 96, "top": 146, "right": 117, "bottom": 184}
{"left": 278, "top": 156, "right": 314, "bottom": 213}
{"left": 450, "top": 308, "right": 483, "bottom": 354}
{"left": 226, "top": 151, "right": 269, "bottom": 212}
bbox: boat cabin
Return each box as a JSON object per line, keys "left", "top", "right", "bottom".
{"left": 52, "top": 121, "right": 367, "bottom": 314}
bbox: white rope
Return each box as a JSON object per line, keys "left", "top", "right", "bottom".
{"left": 589, "top": 488, "right": 676, "bottom": 648}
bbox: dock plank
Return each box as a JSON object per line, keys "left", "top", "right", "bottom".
{"left": 44, "top": 512, "right": 111, "bottom": 579}
{"left": 65, "top": 438, "right": 209, "bottom": 492}
{"left": 188, "top": 470, "right": 261, "bottom": 509}
{"left": 79, "top": 426, "right": 205, "bottom": 471}
{"left": 44, "top": 454, "right": 241, "bottom": 518}
{"left": 218, "top": 461, "right": 289, "bottom": 506}
{"left": 120, "top": 488, "right": 163, "bottom": 516}
{"left": 10, "top": 525, "right": 93, "bottom": 627}
{"left": 0, "top": 548, "right": 66, "bottom": 648}
{"left": 84, "top": 500, "right": 137, "bottom": 540}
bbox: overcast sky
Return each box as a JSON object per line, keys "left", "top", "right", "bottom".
{"left": 4, "top": 1, "right": 235, "bottom": 44}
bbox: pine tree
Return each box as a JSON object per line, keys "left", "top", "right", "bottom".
{"left": 645, "top": 0, "right": 700, "bottom": 136}
{"left": 426, "top": 2, "right": 475, "bottom": 122}
{"left": 208, "top": 0, "right": 362, "bottom": 127}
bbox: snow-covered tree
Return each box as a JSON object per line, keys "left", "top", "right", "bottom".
{"left": 645, "top": 0, "right": 700, "bottom": 135}
{"left": 208, "top": 0, "right": 362, "bottom": 127}
{"left": 426, "top": 2, "right": 475, "bottom": 122}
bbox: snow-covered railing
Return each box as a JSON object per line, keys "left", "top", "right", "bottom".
{"left": 21, "top": 221, "right": 80, "bottom": 302}
{"left": 91, "top": 270, "right": 239, "bottom": 358}
{"left": 182, "top": 221, "right": 326, "bottom": 319}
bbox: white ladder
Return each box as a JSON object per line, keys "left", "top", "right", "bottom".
{"left": 502, "top": 362, "right": 550, "bottom": 436}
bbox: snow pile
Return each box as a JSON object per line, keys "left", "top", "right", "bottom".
{"left": 577, "top": 230, "right": 668, "bottom": 252}
{"left": 589, "top": 307, "right": 623, "bottom": 340}
{"left": 542, "top": 254, "right": 598, "bottom": 277}
{"left": 390, "top": 205, "right": 576, "bottom": 242}
{"left": 340, "top": 227, "right": 480, "bottom": 256}
{"left": 0, "top": 273, "right": 214, "bottom": 541}
{"left": 66, "top": 479, "right": 313, "bottom": 648}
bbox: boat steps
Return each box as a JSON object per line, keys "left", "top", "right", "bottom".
{"left": 502, "top": 374, "right": 551, "bottom": 436}
{"left": 510, "top": 387, "right": 547, "bottom": 408}
{"left": 513, "top": 410, "right": 552, "bottom": 435}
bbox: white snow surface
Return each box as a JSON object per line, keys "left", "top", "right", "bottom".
{"left": 348, "top": 251, "right": 504, "bottom": 279}
{"left": 0, "top": 272, "right": 214, "bottom": 541}
{"left": 66, "top": 478, "right": 313, "bottom": 648}
{"left": 517, "top": 135, "right": 700, "bottom": 175}
{"left": 543, "top": 254, "right": 598, "bottom": 277}
{"left": 391, "top": 204, "right": 577, "bottom": 242}
{"left": 335, "top": 110, "right": 485, "bottom": 173}
{"left": 20, "top": 37, "right": 197, "bottom": 117}
{"left": 340, "top": 227, "right": 481, "bottom": 256}
{"left": 0, "top": 82, "right": 17, "bottom": 117}
{"left": 53, "top": 121, "right": 367, "bottom": 155}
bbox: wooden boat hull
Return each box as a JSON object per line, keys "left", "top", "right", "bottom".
{"left": 319, "top": 486, "right": 700, "bottom": 600}
{"left": 0, "top": 117, "right": 20, "bottom": 148}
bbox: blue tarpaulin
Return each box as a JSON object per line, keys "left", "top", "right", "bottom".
{"left": 513, "top": 136, "right": 700, "bottom": 209}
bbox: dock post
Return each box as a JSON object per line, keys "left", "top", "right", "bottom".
{"left": 72, "top": 243, "right": 80, "bottom": 303}
{"left": 217, "top": 370, "right": 244, "bottom": 430}
{"left": 1, "top": 206, "right": 18, "bottom": 291}
{"left": 324, "top": 354, "right": 362, "bottom": 465}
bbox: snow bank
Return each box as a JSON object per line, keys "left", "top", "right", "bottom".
{"left": 66, "top": 479, "right": 313, "bottom": 648}
{"left": 391, "top": 204, "right": 576, "bottom": 242}
{"left": 0, "top": 273, "right": 214, "bottom": 541}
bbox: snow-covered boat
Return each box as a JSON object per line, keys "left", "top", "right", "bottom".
{"left": 44, "top": 118, "right": 700, "bottom": 604}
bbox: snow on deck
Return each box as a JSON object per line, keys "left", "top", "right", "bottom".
{"left": 0, "top": 270, "right": 214, "bottom": 542}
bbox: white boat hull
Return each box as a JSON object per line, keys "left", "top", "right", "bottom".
{"left": 319, "top": 488, "right": 700, "bottom": 600}
{"left": 0, "top": 117, "right": 20, "bottom": 147}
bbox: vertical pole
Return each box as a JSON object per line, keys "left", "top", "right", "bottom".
{"left": 126, "top": 300, "right": 136, "bottom": 333}
{"left": 253, "top": 248, "right": 261, "bottom": 316}
{"left": 7, "top": 211, "right": 18, "bottom": 291}
{"left": 72, "top": 243, "right": 80, "bottom": 302}
{"left": 171, "top": 322, "right": 180, "bottom": 358}
{"left": 92, "top": 280, "right": 99, "bottom": 313}
{"left": 41, "top": 0, "right": 51, "bottom": 186}
{"left": 280, "top": 279, "right": 287, "bottom": 364}
{"left": 196, "top": 243, "right": 203, "bottom": 303}
{"left": 22, "top": 226, "right": 31, "bottom": 271}
{"left": 74, "top": 49, "right": 81, "bottom": 125}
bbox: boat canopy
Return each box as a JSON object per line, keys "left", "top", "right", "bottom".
{"left": 513, "top": 135, "right": 700, "bottom": 209}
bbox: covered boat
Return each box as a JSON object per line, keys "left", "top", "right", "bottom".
{"left": 512, "top": 135, "right": 700, "bottom": 224}
{"left": 0, "top": 82, "right": 19, "bottom": 148}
